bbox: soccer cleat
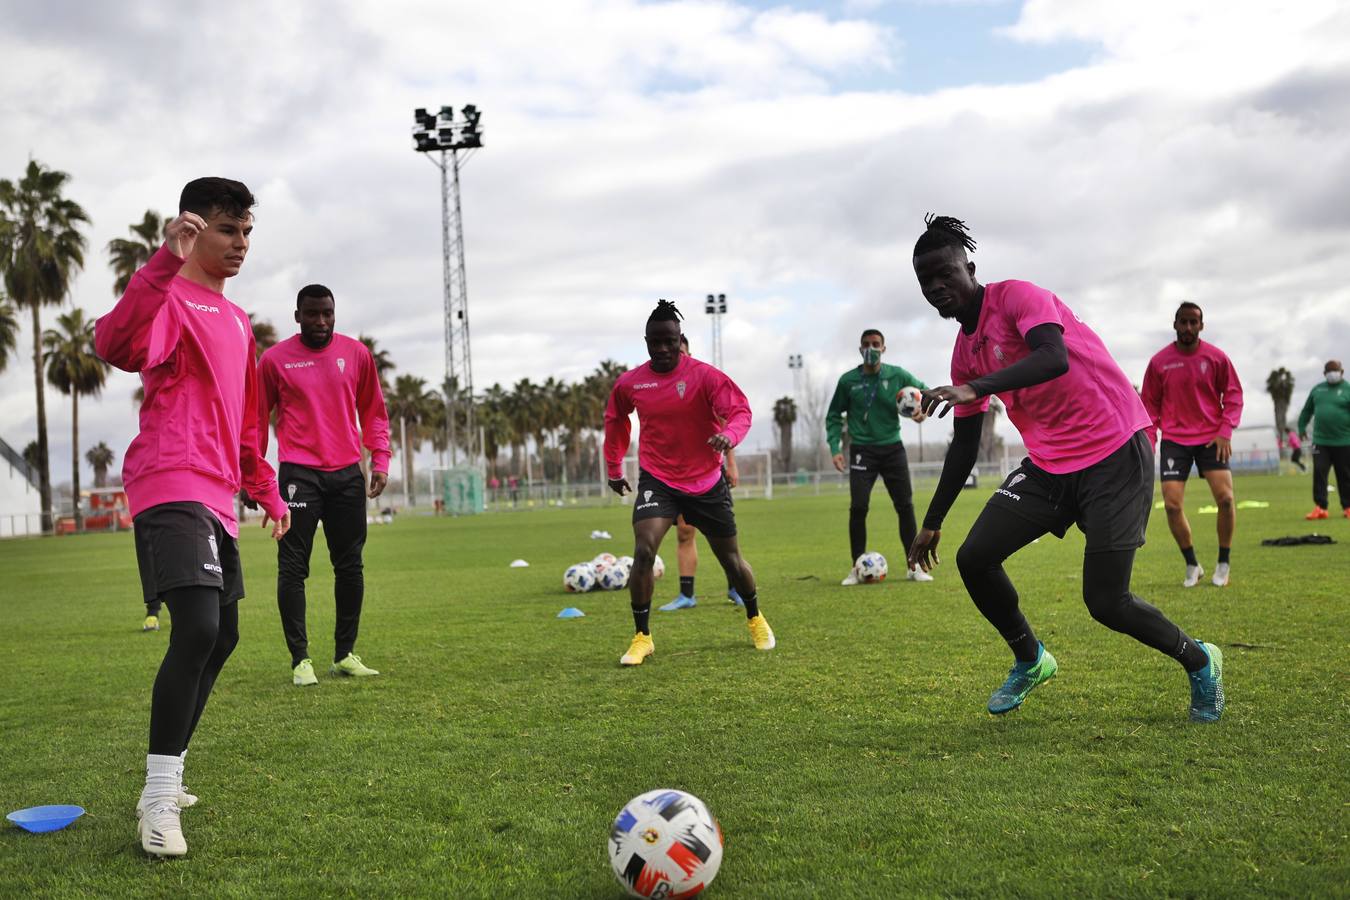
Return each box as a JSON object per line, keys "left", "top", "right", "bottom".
{"left": 331, "top": 654, "right": 379, "bottom": 677}
{"left": 987, "top": 644, "right": 1058, "bottom": 714}
{"left": 840, "top": 568, "right": 860, "bottom": 586}
{"left": 1188, "top": 641, "right": 1225, "bottom": 723}
{"left": 142, "top": 615, "right": 160, "bottom": 632}
{"left": 139, "top": 800, "right": 187, "bottom": 858}
{"left": 727, "top": 588, "right": 745, "bottom": 607}
{"left": 137, "top": 789, "right": 198, "bottom": 818}
{"left": 1212, "top": 562, "right": 1230, "bottom": 587}
{"left": 1182, "top": 564, "right": 1204, "bottom": 588}
{"left": 620, "top": 632, "right": 654, "bottom": 666}
{"left": 906, "top": 566, "right": 934, "bottom": 582}
{"left": 1305, "top": 506, "right": 1329, "bottom": 520}
{"left": 292, "top": 658, "right": 318, "bottom": 686}
{"left": 659, "top": 594, "right": 697, "bottom": 611}
{"left": 747, "top": 614, "right": 776, "bottom": 650}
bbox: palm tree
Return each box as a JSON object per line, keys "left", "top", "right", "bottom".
{"left": 0, "top": 159, "right": 91, "bottom": 533}
{"left": 86, "top": 441, "right": 115, "bottom": 488}
{"left": 1266, "top": 367, "right": 1295, "bottom": 447}
{"left": 248, "top": 313, "right": 277, "bottom": 358}
{"left": 358, "top": 334, "right": 396, "bottom": 392}
{"left": 0, "top": 293, "right": 19, "bottom": 372}
{"left": 43, "top": 309, "right": 110, "bottom": 530}
{"left": 387, "top": 374, "right": 436, "bottom": 506}
{"left": 979, "top": 397, "right": 1005, "bottom": 463}
{"left": 773, "top": 397, "right": 798, "bottom": 469}
{"left": 107, "top": 210, "right": 166, "bottom": 296}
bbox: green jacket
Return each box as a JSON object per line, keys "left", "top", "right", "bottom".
{"left": 826, "top": 363, "right": 928, "bottom": 454}
{"left": 1297, "top": 380, "right": 1350, "bottom": 446}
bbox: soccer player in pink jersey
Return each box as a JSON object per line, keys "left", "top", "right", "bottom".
{"left": 257, "top": 284, "right": 392, "bottom": 686}
{"left": 95, "top": 177, "right": 291, "bottom": 857}
{"left": 604, "top": 300, "right": 775, "bottom": 665}
{"left": 905, "top": 215, "right": 1223, "bottom": 723}
{"left": 1141, "top": 303, "right": 1244, "bottom": 587}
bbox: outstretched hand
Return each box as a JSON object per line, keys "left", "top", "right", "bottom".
{"left": 164, "top": 212, "right": 208, "bottom": 260}
{"left": 907, "top": 527, "right": 942, "bottom": 573}
{"left": 920, "top": 385, "right": 978, "bottom": 418}
{"left": 608, "top": 477, "right": 631, "bottom": 496}
{"left": 262, "top": 510, "right": 291, "bottom": 540}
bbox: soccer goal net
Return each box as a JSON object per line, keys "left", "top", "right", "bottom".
{"left": 620, "top": 451, "right": 774, "bottom": 501}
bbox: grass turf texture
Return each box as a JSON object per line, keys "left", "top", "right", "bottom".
{"left": 0, "top": 472, "right": 1346, "bottom": 898}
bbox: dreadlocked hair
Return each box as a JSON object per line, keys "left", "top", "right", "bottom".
{"left": 913, "top": 213, "right": 977, "bottom": 256}
{"left": 648, "top": 298, "right": 684, "bottom": 324}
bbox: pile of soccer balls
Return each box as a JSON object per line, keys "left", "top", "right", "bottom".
{"left": 564, "top": 553, "right": 665, "bottom": 592}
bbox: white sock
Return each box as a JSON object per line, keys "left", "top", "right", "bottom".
{"left": 142, "top": 753, "right": 180, "bottom": 807}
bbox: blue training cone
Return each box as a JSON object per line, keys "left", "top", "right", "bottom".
{"left": 557, "top": 607, "right": 586, "bottom": 618}
{"left": 7, "top": 805, "right": 85, "bottom": 834}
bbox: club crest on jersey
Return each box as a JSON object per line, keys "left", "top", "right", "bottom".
{"left": 993, "top": 344, "right": 1005, "bottom": 361}
{"left": 1199, "top": 360, "right": 1209, "bottom": 374}
{"left": 337, "top": 357, "right": 346, "bottom": 373}
{"left": 676, "top": 380, "right": 686, "bottom": 399}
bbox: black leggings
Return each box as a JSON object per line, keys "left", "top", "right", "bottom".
{"left": 955, "top": 507, "right": 1195, "bottom": 664}
{"left": 148, "top": 586, "right": 239, "bottom": 756}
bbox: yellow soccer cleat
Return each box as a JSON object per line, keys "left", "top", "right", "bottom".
{"left": 330, "top": 654, "right": 379, "bottom": 677}
{"left": 747, "top": 614, "right": 776, "bottom": 651}
{"left": 620, "top": 632, "right": 654, "bottom": 666}
{"left": 142, "top": 615, "right": 160, "bottom": 632}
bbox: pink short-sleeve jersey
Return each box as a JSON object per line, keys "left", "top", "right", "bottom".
{"left": 950, "top": 280, "right": 1151, "bottom": 474}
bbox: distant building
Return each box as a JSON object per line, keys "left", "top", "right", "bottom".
{"left": 0, "top": 435, "right": 42, "bottom": 538}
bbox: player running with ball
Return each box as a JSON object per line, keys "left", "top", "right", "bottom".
{"left": 95, "top": 178, "right": 291, "bottom": 857}
{"left": 905, "top": 215, "right": 1224, "bottom": 723}
{"left": 604, "top": 300, "right": 775, "bottom": 665}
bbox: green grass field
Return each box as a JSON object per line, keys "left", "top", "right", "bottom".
{"left": 1, "top": 472, "right": 1346, "bottom": 898}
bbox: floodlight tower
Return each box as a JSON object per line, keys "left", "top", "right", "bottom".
{"left": 704, "top": 293, "right": 727, "bottom": 370}
{"left": 411, "top": 104, "right": 484, "bottom": 466}
{"left": 787, "top": 353, "right": 803, "bottom": 396}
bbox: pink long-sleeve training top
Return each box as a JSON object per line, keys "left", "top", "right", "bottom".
{"left": 94, "top": 246, "right": 286, "bottom": 536}
{"left": 257, "top": 333, "right": 391, "bottom": 474}
{"left": 604, "top": 354, "right": 751, "bottom": 494}
{"left": 1141, "top": 341, "right": 1243, "bottom": 446}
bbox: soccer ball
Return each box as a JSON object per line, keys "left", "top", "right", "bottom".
{"left": 652, "top": 554, "right": 665, "bottom": 579}
{"left": 599, "top": 561, "right": 631, "bottom": 591}
{"left": 564, "top": 562, "right": 598, "bottom": 593}
{"left": 618, "top": 555, "right": 635, "bottom": 568}
{"left": 855, "top": 551, "right": 888, "bottom": 583}
{"left": 609, "top": 789, "right": 723, "bottom": 899}
{"left": 897, "top": 385, "right": 924, "bottom": 419}
{"left": 593, "top": 552, "right": 618, "bottom": 567}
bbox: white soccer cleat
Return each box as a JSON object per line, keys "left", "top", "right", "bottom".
{"left": 906, "top": 566, "right": 934, "bottom": 582}
{"left": 841, "top": 568, "right": 860, "bottom": 586}
{"left": 1212, "top": 562, "right": 1230, "bottom": 587}
{"left": 139, "top": 800, "right": 187, "bottom": 857}
{"left": 1182, "top": 564, "right": 1204, "bottom": 588}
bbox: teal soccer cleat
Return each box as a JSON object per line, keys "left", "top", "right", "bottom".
{"left": 988, "top": 643, "right": 1058, "bottom": 714}
{"left": 1188, "top": 642, "right": 1225, "bottom": 723}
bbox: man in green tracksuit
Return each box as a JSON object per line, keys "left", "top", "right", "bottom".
{"left": 827, "top": 328, "right": 933, "bottom": 584}
{"left": 1297, "top": 359, "right": 1350, "bottom": 520}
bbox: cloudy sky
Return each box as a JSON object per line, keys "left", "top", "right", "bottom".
{"left": 3, "top": 0, "right": 1349, "bottom": 491}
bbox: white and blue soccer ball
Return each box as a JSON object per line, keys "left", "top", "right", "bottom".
{"left": 593, "top": 552, "right": 618, "bottom": 568}
{"left": 598, "top": 561, "right": 631, "bottom": 591}
{"left": 897, "top": 385, "right": 924, "bottom": 419}
{"left": 564, "top": 562, "right": 598, "bottom": 593}
{"left": 618, "top": 555, "right": 635, "bottom": 568}
{"left": 855, "top": 551, "right": 888, "bottom": 583}
{"left": 609, "top": 789, "right": 723, "bottom": 899}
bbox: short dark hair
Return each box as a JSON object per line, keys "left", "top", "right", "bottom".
{"left": 914, "top": 213, "right": 976, "bottom": 257}
{"left": 179, "top": 177, "right": 255, "bottom": 220}
{"left": 861, "top": 328, "right": 884, "bottom": 343}
{"left": 1175, "top": 301, "right": 1203, "bottom": 319}
{"left": 647, "top": 298, "right": 684, "bottom": 325}
{"left": 297, "top": 283, "right": 334, "bottom": 309}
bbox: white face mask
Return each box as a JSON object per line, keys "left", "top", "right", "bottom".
{"left": 1327, "top": 371, "right": 1344, "bottom": 385}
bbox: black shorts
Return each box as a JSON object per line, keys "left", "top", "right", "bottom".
{"left": 1159, "top": 438, "right": 1229, "bottom": 481}
{"left": 985, "top": 429, "right": 1153, "bottom": 554}
{"left": 134, "top": 501, "right": 244, "bottom": 604}
{"left": 633, "top": 469, "right": 737, "bottom": 538}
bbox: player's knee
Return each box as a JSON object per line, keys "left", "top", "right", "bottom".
{"left": 214, "top": 622, "right": 240, "bottom": 658}
{"left": 1215, "top": 493, "right": 1235, "bottom": 511}
{"left": 1083, "top": 589, "right": 1129, "bottom": 629}
{"left": 955, "top": 540, "right": 990, "bottom": 578}
{"left": 169, "top": 619, "right": 219, "bottom": 658}
{"left": 632, "top": 545, "right": 657, "bottom": 571}
{"left": 676, "top": 524, "right": 696, "bottom": 544}
{"left": 849, "top": 505, "right": 870, "bottom": 519}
